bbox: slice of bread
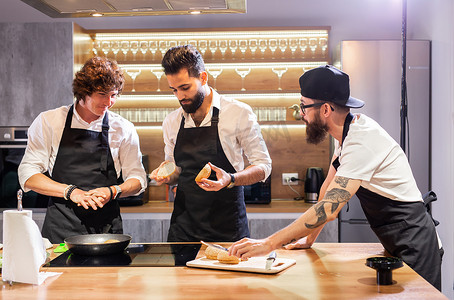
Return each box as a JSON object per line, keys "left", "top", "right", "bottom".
{"left": 157, "top": 161, "right": 176, "bottom": 178}
{"left": 217, "top": 250, "right": 240, "bottom": 264}
{"left": 195, "top": 163, "right": 211, "bottom": 182}
{"left": 205, "top": 246, "right": 223, "bottom": 260}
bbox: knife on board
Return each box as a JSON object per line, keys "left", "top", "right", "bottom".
{"left": 201, "top": 241, "right": 228, "bottom": 252}
{"left": 265, "top": 251, "right": 277, "bottom": 270}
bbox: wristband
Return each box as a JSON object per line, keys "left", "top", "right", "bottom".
{"left": 65, "top": 185, "right": 78, "bottom": 201}
{"left": 107, "top": 186, "right": 114, "bottom": 201}
{"left": 226, "top": 173, "right": 236, "bottom": 189}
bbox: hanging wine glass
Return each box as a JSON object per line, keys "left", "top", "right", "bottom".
{"left": 268, "top": 39, "right": 278, "bottom": 59}
{"left": 229, "top": 40, "right": 238, "bottom": 58}
{"left": 209, "top": 40, "right": 218, "bottom": 60}
{"left": 188, "top": 40, "right": 197, "bottom": 47}
{"left": 149, "top": 41, "right": 158, "bottom": 60}
{"left": 121, "top": 41, "right": 130, "bottom": 60}
{"left": 130, "top": 41, "right": 139, "bottom": 61}
{"left": 207, "top": 68, "right": 223, "bottom": 90}
{"left": 309, "top": 37, "right": 318, "bottom": 56}
{"left": 258, "top": 39, "right": 267, "bottom": 59}
{"left": 235, "top": 67, "right": 251, "bottom": 91}
{"left": 249, "top": 39, "right": 258, "bottom": 59}
{"left": 125, "top": 69, "right": 141, "bottom": 92}
{"left": 198, "top": 40, "right": 208, "bottom": 56}
{"left": 299, "top": 38, "right": 308, "bottom": 57}
{"left": 272, "top": 67, "right": 288, "bottom": 91}
{"left": 92, "top": 40, "right": 101, "bottom": 55}
{"left": 168, "top": 40, "right": 178, "bottom": 49}
{"left": 218, "top": 40, "right": 228, "bottom": 59}
{"left": 111, "top": 41, "right": 120, "bottom": 60}
{"left": 238, "top": 39, "right": 248, "bottom": 59}
{"left": 289, "top": 39, "right": 298, "bottom": 58}
{"left": 101, "top": 41, "right": 111, "bottom": 57}
{"left": 278, "top": 39, "right": 288, "bottom": 58}
{"left": 319, "top": 37, "right": 328, "bottom": 55}
{"left": 159, "top": 41, "right": 168, "bottom": 59}
{"left": 139, "top": 41, "right": 148, "bottom": 60}
{"left": 151, "top": 68, "right": 165, "bottom": 92}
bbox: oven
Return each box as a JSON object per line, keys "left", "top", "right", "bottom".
{"left": 0, "top": 126, "right": 49, "bottom": 208}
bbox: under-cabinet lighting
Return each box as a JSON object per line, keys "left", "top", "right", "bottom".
{"left": 119, "top": 93, "right": 301, "bottom": 101}
{"left": 135, "top": 124, "right": 306, "bottom": 130}
{"left": 94, "top": 30, "right": 328, "bottom": 41}
{"left": 119, "top": 62, "right": 327, "bottom": 71}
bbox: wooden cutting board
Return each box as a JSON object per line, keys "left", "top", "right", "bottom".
{"left": 186, "top": 256, "right": 296, "bottom": 274}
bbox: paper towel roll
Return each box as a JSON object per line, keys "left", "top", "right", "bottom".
{"left": 2, "top": 210, "right": 47, "bottom": 284}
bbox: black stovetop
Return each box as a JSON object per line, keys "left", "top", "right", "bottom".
{"left": 46, "top": 243, "right": 202, "bottom": 268}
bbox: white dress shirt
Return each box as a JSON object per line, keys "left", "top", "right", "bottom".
{"left": 18, "top": 105, "right": 147, "bottom": 193}
{"left": 162, "top": 89, "right": 272, "bottom": 180}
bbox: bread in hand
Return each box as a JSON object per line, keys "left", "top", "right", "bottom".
{"left": 195, "top": 163, "right": 211, "bottom": 182}
{"left": 157, "top": 161, "right": 176, "bottom": 178}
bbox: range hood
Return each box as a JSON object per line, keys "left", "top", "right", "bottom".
{"left": 20, "top": 0, "right": 246, "bottom": 18}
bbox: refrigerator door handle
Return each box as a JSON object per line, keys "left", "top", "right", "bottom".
{"left": 341, "top": 219, "right": 370, "bottom": 225}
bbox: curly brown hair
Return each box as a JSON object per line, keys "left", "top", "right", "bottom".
{"left": 73, "top": 56, "right": 125, "bottom": 102}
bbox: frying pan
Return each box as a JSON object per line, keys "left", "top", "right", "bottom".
{"left": 64, "top": 234, "right": 132, "bottom": 256}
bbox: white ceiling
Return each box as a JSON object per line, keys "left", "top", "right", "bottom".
{"left": 18, "top": 0, "right": 245, "bottom": 18}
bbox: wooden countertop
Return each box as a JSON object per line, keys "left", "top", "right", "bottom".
{"left": 120, "top": 199, "right": 314, "bottom": 214}
{"left": 0, "top": 243, "right": 446, "bottom": 299}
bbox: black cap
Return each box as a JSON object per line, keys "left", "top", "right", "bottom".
{"left": 299, "top": 65, "right": 364, "bottom": 108}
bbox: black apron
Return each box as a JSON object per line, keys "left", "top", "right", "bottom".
{"left": 41, "top": 105, "right": 122, "bottom": 243}
{"left": 168, "top": 107, "right": 249, "bottom": 242}
{"left": 332, "top": 113, "right": 442, "bottom": 290}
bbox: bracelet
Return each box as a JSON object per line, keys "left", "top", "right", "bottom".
{"left": 63, "top": 185, "right": 71, "bottom": 200}
{"left": 107, "top": 186, "right": 114, "bottom": 201}
{"left": 65, "top": 185, "right": 78, "bottom": 201}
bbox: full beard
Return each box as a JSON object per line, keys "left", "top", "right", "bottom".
{"left": 180, "top": 90, "right": 205, "bottom": 114}
{"left": 305, "top": 115, "right": 329, "bottom": 144}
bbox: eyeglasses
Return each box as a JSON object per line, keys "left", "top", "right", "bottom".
{"left": 300, "top": 102, "right": 334, "bottom": 115}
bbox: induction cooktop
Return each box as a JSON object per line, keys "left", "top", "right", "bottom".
{"left": 46, "top": 243, "right": 202, "bottom": 268}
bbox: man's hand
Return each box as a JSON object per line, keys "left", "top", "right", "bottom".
{"left": 150, "top": 161, "right": 174, "bottom": 185}
{"left": 228, "top": 238, "right": 274, "bottom": 259}
{"left": 70, "top": 188, "right": 105, "bottom": 210}
{"left": 196, "top": 162, "right": 231, "bottom": 191}
{"left": 283, "top": 237, "right": 312, "bottom": 250}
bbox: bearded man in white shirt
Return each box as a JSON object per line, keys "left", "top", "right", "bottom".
{"left": 150, "top": 45, "right": 272, "bottom": 243}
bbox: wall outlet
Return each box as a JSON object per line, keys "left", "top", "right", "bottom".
{"left": 282, "top": 173, "right": 299, "bottom": 185}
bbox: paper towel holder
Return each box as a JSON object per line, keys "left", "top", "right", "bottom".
{"left": 17, "top": 189, "right": 23, "bottom": 211}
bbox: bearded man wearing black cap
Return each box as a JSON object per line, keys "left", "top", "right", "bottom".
{"left": 230, "top": 65, "right": 443, "bottom": 290}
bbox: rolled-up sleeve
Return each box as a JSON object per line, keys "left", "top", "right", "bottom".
{"left": 18, "top": 113, "right": 53, "bottom": 192}
{"left": 118, "top": 124, "right": 148, "bottom": 194}
{"left": 235, "top": 105, "right": 272, "bottom": 181}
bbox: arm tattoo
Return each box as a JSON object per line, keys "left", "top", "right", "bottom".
{"left": 325, "top": 188, "right": 351, "bottom": 213}
{"left": 305, "top": 201, "right": 328, "bottom": 229}
{"left": 334, "top": 176, "right": 349, "bottom": 188}
{"left": 305, "top": 188, "right": 351, "bottom": 229}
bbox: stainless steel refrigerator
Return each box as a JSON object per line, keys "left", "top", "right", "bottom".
{"left": 333, "top": 40, "right": 431, "bottom": 242}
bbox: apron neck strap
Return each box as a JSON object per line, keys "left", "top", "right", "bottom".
{"left": 179, "top": 107, "right": 220, "bottom": 128}
{"left": 100, "top": 111, "right": 109, "bottom": 172}
{"left": 341, "top": 112, "right": 354, "bottom": 145}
